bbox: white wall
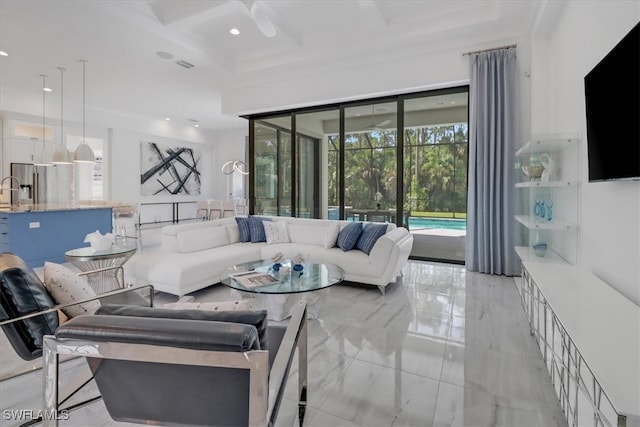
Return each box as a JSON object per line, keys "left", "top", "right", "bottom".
{"left": 211, "top": 122, "right": 249, "bottom": 200}
{"left": 531, "top": 2, "right": 640, "bottom": 304}
{"left": 222, "top": 46, "right": 471, "bottom": 116}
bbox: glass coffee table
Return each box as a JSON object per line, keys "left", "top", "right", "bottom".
{"left": 221, "top": 259, "right": 345, "bottom": 320}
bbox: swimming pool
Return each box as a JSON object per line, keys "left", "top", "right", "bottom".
{"left": 408, "top": 217, "right": 467, "bottom": 231}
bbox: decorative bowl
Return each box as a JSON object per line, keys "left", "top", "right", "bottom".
{"left": 533, "top": 243, "right": 548, "bottom": 257}
{"left": 292, "top": 263, "right": 304, "bottom": 272}
{"left": 272, "top": 262, "right": 282, "bottom": 272}
{"left": 522, "top": 165, "right": 544, "bottom": 180}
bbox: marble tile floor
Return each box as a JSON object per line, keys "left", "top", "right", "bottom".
{"left": 0, "top": 260, "right": 568, "bottom": 427}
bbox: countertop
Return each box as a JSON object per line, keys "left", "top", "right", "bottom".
{"left": 0, "top": 203, "right": 117, "bottom": 213}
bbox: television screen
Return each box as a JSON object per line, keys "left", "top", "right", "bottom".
{"left": 584, "top": 22, "right": 640, "bottom": 182}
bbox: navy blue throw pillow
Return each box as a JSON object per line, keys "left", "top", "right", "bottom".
{"left": 356, "top": 223, "right": 388, "bottom": 255}
{"left": 249, "top": 216, "right": 270, "bottom": 243}
{"left": 236, "top": 217, "right": 251, "bottom": 242}
{"left": 336, "top": 222, "right": 363, "bottom": 251}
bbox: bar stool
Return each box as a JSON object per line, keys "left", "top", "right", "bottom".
{"left": 222, "top": 200, "right": 236, "bottom": 217}
{"left": 196, "top": 200, "right": 210, "bottom": 220}
{"left": 208, "top": 199, "right": 223, "bottom": 219}
{"left": 235, "top": 198, "right": 248, "bottom": 215}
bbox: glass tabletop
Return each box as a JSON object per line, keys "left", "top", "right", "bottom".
{"left": 64, "top": 241, "right": 137, "bottom": 260}
{"left": 221, "top": 259, "right": 345, "bottom": 294}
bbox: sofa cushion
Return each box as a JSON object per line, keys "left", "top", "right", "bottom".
{"left": 235, "top": 217, "right": 251, "bottom": 242}
{"left": 287, "top": 223, "right": 329, "bottom": 246}
{"left": 177, "top": 226, "right": 229, "bottom": 253}
{"left": 356, "top": 223, "right": 389, "bottom": 255}
{"left": 126, "top": 243, "right": 265, "bottom": 295}
{"left": 0, "top": 253, "right": 59, "bottom": 361}
{"left": 263, "top": 220, "right": 290, "bottom": 244}
{"left": 225, "top": 223, "right": 240, "bottom": 243}
{"left": 163, "top": 300, "right": 251, "bottom": 312}
{"left": 249, "top": 216, "right": 270, "bottom": 243}
{"left": 261, "top": 243, "right": 323, "bottom": 262}
{"left": 337, "top": 222, "right": 363, "bottom": 251}
{"left": 95, "top": 304, "right": 269, "bottom": 350}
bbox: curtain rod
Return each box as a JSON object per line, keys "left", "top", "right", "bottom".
{"left": 462, "top": 44, "right": 517, "bottom": 56}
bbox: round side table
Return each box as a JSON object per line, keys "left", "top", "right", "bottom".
{"left": 65, "top": 240, "right": 137, "bottom": 294}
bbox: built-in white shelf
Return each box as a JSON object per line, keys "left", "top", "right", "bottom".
{"left": 514, "top": 246, "right": 568, "bottom": 264}
{"left": 515, "top": 134, "right": 579, "bottom": 156}
{"left": 515, "top": 181, "right": 576, "bottom": 188}
{"left": 515, "top": 215, "right": 576, "bottom": 230}
{"left": 520, "top": 262, "right": 640, "bottom": 424}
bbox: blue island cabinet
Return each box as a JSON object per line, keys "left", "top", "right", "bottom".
{"left": 0, "top": 208, "right": 112, "bottom": 268}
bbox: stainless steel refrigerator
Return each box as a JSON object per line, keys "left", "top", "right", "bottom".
{"left": 10, "top": 162, "right": 73, "bottom": 205}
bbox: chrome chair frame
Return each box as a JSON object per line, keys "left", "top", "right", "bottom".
{"left": 0, "top": 282, "right": 154, "bottom": 381}
{"left": 42, "top": 300, "right": 308, "bottom": 427}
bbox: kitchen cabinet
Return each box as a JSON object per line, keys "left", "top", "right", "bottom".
{"left": 0, "top": 207, "right": 112, "bottom": 268}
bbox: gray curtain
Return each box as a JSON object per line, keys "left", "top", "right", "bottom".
{"left": 465, "top": 48, "right": 518, "bottom": 276}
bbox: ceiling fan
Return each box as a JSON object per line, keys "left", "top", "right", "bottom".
{"left": 366, "top": 105, "right": 391, "bottom": 130}
{"left": 241, "top": 0, "right": 277, "bottom": 38}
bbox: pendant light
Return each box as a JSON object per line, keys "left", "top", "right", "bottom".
{"left": 74, "top": 59, "right": 95, "bottom": 163}
{"left": 52, "top": 67, "right": 72, "bottom": 164}
{"left": 34, "top": 74, "right": 52, "bottom": 166}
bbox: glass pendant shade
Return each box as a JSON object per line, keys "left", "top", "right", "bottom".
{"left": 74, "top": 141, "right": 95, "bottom": 163}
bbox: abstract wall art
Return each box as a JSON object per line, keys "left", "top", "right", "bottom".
{"left": 140, "top": 141, "right": 201, "bottom": 195}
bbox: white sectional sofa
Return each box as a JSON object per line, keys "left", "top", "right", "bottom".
{"left": 125, "top": 216, "right": 413, "bottom": 297}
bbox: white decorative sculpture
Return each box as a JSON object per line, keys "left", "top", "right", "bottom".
{"left": 84, "top": 230, "right": 115, "bottom": 251}
{"left": 540, "top": 153, "right": 553, "bottom": 182}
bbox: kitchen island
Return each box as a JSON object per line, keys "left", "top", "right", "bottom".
{"left": 0, "top": 204, "right": 112, "bottom": 268}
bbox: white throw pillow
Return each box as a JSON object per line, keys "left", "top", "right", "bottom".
{"left": 263, "top": 221, "right": 291, "bottom": 244}
{"left": 226, "top": 224, "right": 240, "bottom": 244}
{"left": 44, "top": 262, "right": 100, "bottom": 318}
{"left": 163, "top": 300, "right": 251, "bottom": 311}
{"left": 323, "top": 223, "right": 340, "bottom": 248}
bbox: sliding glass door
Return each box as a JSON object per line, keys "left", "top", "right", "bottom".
{"left": 296, "top": 134, "right": 319, "bottom": 218}
{"left": 253, "top": 116, "right": 320, "bottom": 218}
{"left": 254, "top": 119, "right": 288, "bottom": 216}
{"left": 248, "top": 86, "right": 469, "bottom": 263}
{"left": 403, "top": 92, "right": 468, "bottom": 262}
{"left": 343, "top": 101, "right": 398, "bottom": 224}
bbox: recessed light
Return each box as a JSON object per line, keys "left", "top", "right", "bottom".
{"left": 43, "top": 87, "right": 52, "bottom": 92}
{"left": 194, "top": 124, "right": 199, "bottom": 128}
{"left": 165, "top": 117, "right": 171, "bottom": 121}
{"left": 176, "top": 60, "right": 194, "bottom": 69}
{"left": 0, "top": 51, "right": 8, "bottom": 57}
{"left": 230, "top": 28, "right": 240, "bottom": 36}
{"left": 156, "top": 51, "right": 174, "bottom": 60}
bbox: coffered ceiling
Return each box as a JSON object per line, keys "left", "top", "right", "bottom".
{"left": 0, "top": 1, "right": 541, "bottom": 133}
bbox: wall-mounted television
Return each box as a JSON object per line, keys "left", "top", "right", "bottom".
{"left": 584, "top": 22, "right": 639, "bottom": 182}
